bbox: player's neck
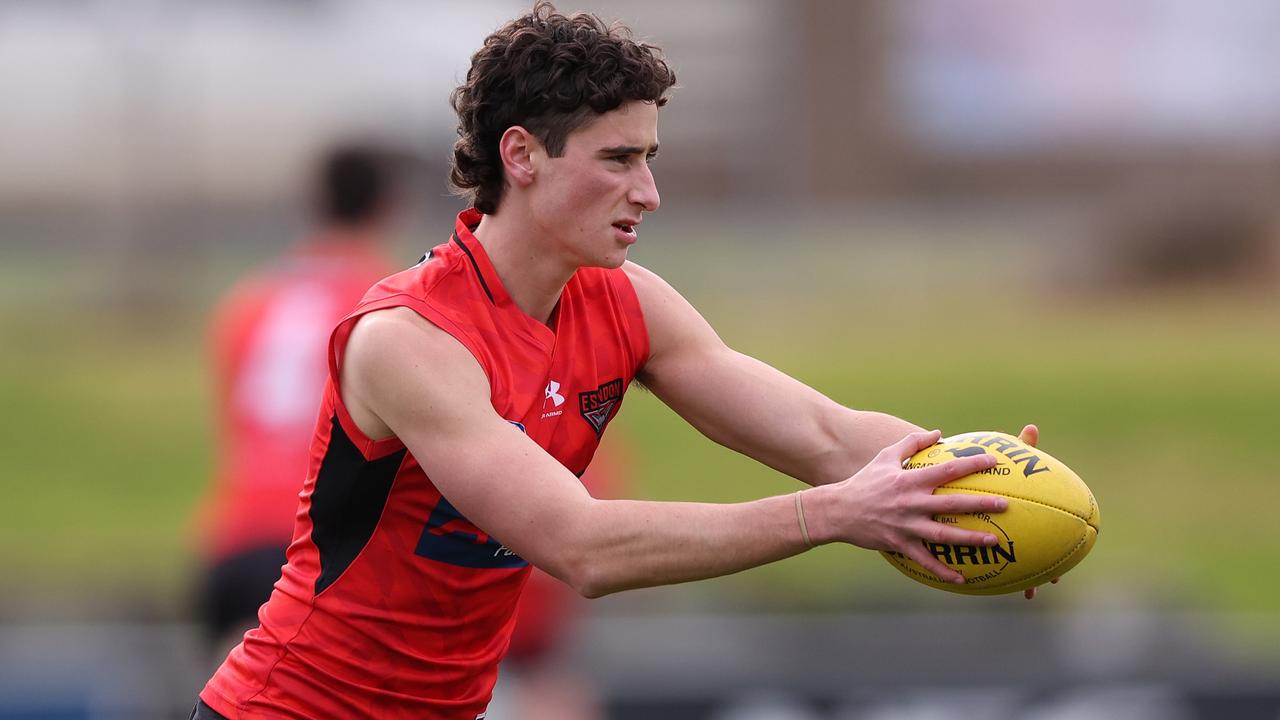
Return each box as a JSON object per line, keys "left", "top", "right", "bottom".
{"left": 470, "top": 209, "right": 573, "bottom": 327}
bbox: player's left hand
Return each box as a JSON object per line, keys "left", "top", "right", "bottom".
{"left": 1017, "top": 424, "right": 1061, "bottom": 600}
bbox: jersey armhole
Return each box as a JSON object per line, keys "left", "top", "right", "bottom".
{"left": 327, "top": 293, "right": 494, "bottom": 460}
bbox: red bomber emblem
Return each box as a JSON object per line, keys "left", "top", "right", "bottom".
{"left": 578, "top": 378, "right": 623, "bottom": 435}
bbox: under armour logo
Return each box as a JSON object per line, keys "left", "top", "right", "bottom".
{"left": 544, "top": 380, "right": 565, "bottom": 408}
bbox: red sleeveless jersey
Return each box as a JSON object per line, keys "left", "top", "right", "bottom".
{"left": 200, "top": 209, "right": 649, "bottom": 719}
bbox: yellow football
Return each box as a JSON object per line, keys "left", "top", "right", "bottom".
{"left": 881, "top": 431, "right": 1100, "bottom": 596}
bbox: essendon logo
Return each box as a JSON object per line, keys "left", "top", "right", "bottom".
{"left": 579, "top": 378, "right": 623, "bottom": 435}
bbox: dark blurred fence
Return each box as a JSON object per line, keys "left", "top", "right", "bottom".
{"left": 3, "top": 610, "right": 1277, "bottom": 720}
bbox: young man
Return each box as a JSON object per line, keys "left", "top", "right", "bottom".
{"left": 196, "top": 4, "right": 1039, "bottom": 718}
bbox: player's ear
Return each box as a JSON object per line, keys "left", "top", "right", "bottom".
{"left": 499, "top": 126, "right": 539, "bottom": 188}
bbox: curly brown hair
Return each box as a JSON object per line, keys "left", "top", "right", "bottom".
{"left": 449, "top": 2, "right": 676, "bottom": 214}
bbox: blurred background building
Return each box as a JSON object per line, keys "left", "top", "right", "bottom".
{"left": 2, "top": 1, "right": 1278, "bottom": 718}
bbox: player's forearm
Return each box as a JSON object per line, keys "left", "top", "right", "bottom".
{"left": 798, "top": 408, "right": 923, "bottom": 486}
{"left": 654, "top": 350, "right": 922, "bottom": 487}
{"left": 713, "top": 399, "right": 922, "bottom": 488}
{"left": 557, "top": 493, "right": 810, "bottom": 598}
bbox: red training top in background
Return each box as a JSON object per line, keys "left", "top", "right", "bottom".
{"left": 199, "top": 241, "right": 392, "bottom": 561}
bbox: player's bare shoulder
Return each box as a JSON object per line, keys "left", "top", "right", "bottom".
{"left": 620, "top": 260, "right": 724, "bottom": 382}
{"left": 620, "top": 260, "right": 663, "bottom": 295}
{"left": 342, "top": 306, "right": 444, "bottom": 379}
{"left": 620, "top": 260, "right": 684, "bottom": 320}
{"left": 340, "top": 307, "right": 489, "bottom": 440}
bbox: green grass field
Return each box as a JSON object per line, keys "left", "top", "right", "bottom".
{"left": 2, "top": 230, "right": 1277, "bottom": 643}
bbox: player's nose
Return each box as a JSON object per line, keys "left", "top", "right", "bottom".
{"left": 629, "top": 164, "right": 660, "bottom": 213}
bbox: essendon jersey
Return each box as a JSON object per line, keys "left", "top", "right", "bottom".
{"left": 200, "top": 209, "right": 649, "bottom": 719}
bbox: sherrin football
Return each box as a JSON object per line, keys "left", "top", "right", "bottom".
{"left": 881, "top": 431, "right": 1100, "bottom": 596}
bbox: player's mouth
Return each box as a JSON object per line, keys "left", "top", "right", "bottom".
{"left": 612, "top": 220, "right": 639, "bottom": 243}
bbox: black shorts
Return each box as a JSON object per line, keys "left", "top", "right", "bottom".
{"left": 197, "top": 544, "right": 287, "bottom": 642}
{"left": 190, "top": 699, "right": 229, "bottom": 719}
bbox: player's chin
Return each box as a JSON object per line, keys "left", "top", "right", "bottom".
{"left": 594, "top": 248, "right": 630, "bottom": 269}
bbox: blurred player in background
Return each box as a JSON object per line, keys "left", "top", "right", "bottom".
{"left": 192, "top": 144, "right": 402, "bottom": 657}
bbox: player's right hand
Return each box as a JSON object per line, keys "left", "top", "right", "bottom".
{"left": 805, "top": 430, "right": 1009, "bottom": 584}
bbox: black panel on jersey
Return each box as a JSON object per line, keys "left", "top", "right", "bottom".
{"left": 450, "top": 232, "right": 496, "bottom": 304}
{"left": 310, "top": 416, "right": 407, "bottom": 595}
